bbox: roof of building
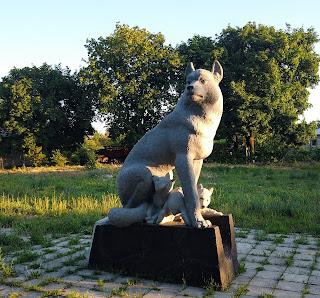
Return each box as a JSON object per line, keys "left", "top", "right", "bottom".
{"left": 316, "top": 128, "right": 320, "bottom": 135}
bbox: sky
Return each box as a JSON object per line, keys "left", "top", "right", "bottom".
{"left": 1, "top": 0, "right": 320, "bottom": 132}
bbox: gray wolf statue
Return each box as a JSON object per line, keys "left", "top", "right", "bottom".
{"left": 108, "top": 61, "right": 223, "bottom": 228}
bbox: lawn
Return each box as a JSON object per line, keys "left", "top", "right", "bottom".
{"left": 0, "top": 163, "right": 319, "bottom": 254}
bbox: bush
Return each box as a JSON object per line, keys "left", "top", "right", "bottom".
{"left": 24, "top": 144, "right": 47, "bottom": 167}
{"left": 50, "top": 149, "right": 68, "bottom": 167}
{"left": 207, "top": 139, "right": 320, "bottom": 164}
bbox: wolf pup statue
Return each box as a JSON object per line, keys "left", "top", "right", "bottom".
{"left": 155, "top": 184, "right": 223, "bottom": 226}
{"left": 108, "top": 61, "right": 223, "bottom": 228}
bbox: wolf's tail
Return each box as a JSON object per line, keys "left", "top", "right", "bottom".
{"left": 108, "top": 203, "right": 149, "bottom": 228}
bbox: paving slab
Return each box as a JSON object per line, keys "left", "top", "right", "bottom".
{"left": 244, "top": 285, "right": 274, "bottom": 296}
{"left": 255, "top": 269, "right": 282, "bottom": 280}
{"left": 282, "top": 272, "right": 309, "bottom": 283}
{"left": 309, "top": 275, "right": 320, "bottom": 285}
{"left": 273, "top": 289, "right": 302, "bottom": 297}
{"left": 267, "top": 256, "right": 288, "bottom": 266}
{"left": 248, "top": 277, "right": 277, "bottom": 288}
{"left": 292, "top": 259, "right": 314, "bottom": 268}
{"left": 276, "top": 279, "right": 305, "bottom": 292}
{"left": 311, "top": 269, "right": 320, "bottom": 277}
{"left": 285, "top": 266, "right": 312, "bottom": 275}
{"left": 179, "top": 286, "right": 206, "bottom": 297}
{"left": 307, "top": 284, "right": 320, "bottom": 295}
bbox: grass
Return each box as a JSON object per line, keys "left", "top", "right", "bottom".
{"left": 0, "top": 248, "right": 15, "bottom": 280}
{"left": 0, "top": 163, "right": 319, "bottom": 256}
{"left": 200, "top": 163, "right": 320, "bottom": 235}
{"left": 0, "top": 166, "right": 121, "bottom": 253}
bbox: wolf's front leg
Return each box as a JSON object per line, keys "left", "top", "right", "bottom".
{"left": 174, "top": 154, "right": 211, "bottom": 228}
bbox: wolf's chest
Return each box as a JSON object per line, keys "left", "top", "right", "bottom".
{"left": 188, "top": 133, "right": 214, "bottom": 159}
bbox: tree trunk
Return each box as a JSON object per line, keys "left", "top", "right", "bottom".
{"left": 246, "top": 135, "right": 255, "bottom": 155}
{"left": 232, "top": 135, "right": 239, "bottom": 151}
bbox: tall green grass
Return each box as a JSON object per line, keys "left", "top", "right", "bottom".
{"left": 0, "top": 166, "right": 122, "bottom": 252}
{"left": 0, "top": 163, "right": 319, "bottom": 254}
{"left": 200, "top": 164, "right": 320, "bottom": 235}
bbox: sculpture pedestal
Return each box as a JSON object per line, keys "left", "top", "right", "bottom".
{"left": 89, "top": 214, "right": 238, "bottom": 288}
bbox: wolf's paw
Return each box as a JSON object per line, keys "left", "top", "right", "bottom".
{"left": 194, "top": 219, "right": 212, "bottom": 228}
{"left": 201, "top": 208, "right": 223, "bottom": 217}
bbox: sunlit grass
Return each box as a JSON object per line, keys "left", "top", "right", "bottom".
{"left": 200, "top": 163, "right": 320, "bottom": 235}
{"left": 0, "top": 163, "right": 319, "bottom": 255}
{"left": 0, "top": 193, "right": 120, "bottom": 217}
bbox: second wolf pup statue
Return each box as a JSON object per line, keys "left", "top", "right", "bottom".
{"left": 108, "top": 61, "right": 223, "bottom": 228}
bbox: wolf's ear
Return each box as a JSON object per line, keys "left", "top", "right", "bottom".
{"left": 197, "top": 184, "right": 203, "bottom": 189}
{"left": 211, "top": 60, "right": 223, "bottom": 83}
{"left": 209, "top": 187, "right": 214, "bottom": 193}
{"left": 186, "top": 62, "right": 195, "bottom": 77}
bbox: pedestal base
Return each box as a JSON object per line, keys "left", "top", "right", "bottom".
{"left": 89, "top": 214, "right": 238, "bottom": 288}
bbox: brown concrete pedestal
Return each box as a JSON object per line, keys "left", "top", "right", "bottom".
{"left": 89, "top": 214, "right": 238, "bottom": 288}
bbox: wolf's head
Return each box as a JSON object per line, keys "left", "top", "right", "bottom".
{"left": 184, "top": 61, "right": 223, "bottom": 112}
{"left": 197, "top": 184, "right": 214, "bottom": 208}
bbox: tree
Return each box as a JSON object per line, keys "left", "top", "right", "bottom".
{"left": 176, "top": 23, "right": 320, "bottom": 154}
{"left": 215, "top": 23, "right": 319, "bottom": 153}
{"left": 0, "top": 64, "right": 95, "bottom": 155}
{"left": 80, "top": 23, "right": 181, "bottom": 147}
{"left": 176, "top": 35, "right": 217, "bottom": 94}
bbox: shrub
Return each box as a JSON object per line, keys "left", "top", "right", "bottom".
{"left": 50, "top": 149, "right": 68, "bottom": 167}
{"left": 24, "top": 144, "right": 47, "bottom": 167}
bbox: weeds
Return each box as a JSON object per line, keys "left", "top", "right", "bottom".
{"left": 294, "top": 235, "right": 309, "bottom": 245}
{"left": 257, "top": 294, "right": 274, "bottom": 298}
{"left": 236, "top": 231, "right": 248, "bottom": 238}
{"left": 301, "top": 281, "right": 310, "bottom": 297}
{"left": 232, "top": 283, "right": 248, "bottom": 297}
{"left": 40, "top": 289, "right": 62, "bottom": 297}
{"left": 254, "top": 231, "right": 270, "bottom": 242}
{"left": 256, "top": 266, "right": 265, "bottom": 272}
{"left": 237, "top": 262, "right": 247, "bottom": 274}
{"left": 149, "top": 282, "right": 161, "bottom": 291}
{"left": 26, "top": 269, "right": 42, "bottom": 280}
{"left": 285, "top": 249, "right": 296, "bottom": 266}
{"left": 0, "top": 247, "right": 15, "bottom": 280}
{"left": 203, "top": 277, "right": 221, "bottom": 297}
{"left": 15, "top": 250, "right": 39, "bottom": 264}
{"left": 38, "top": 276, "right": 62, "bottom": 286}
{"left": 259, "top": 258, "right": 270, "bottom": 265}
{"left": 65, "top": 290, "right": 90, "bottom": 298}
{"left": 108, "top": 285, "right": 129, "bottom": 297}
{"left": 272, "top": 235, "right": 285, "bottom": 244}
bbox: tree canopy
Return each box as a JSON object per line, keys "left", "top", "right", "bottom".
{"left": 0, "top": 64, "right": 94, "bottom": 155}
{"left": 176, "top": 23, "right": 320, "bottom": 152}
{"left": 80, "top": 23, "right": 181, "bottom": 147}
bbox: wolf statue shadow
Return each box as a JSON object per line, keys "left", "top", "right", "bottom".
{"left": 105, "top": 61, "right": 223, "bottom": 228}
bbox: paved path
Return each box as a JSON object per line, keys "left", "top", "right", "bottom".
{"left": 0, "top": 228, "right": 319, "bottom": 297}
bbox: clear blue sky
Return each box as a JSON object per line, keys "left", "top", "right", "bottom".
{"left": 1, "top": 0, "right": 319, "bottom": 127}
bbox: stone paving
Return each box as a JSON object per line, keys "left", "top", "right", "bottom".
{"left": 0, "top": 228, "right": 319, "bottom": 297}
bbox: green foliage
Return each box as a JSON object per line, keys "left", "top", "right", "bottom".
{"left": 74, "top": 133, "right": 111, "bottom": 167}
{"left": 176, "top": 23, "right": 320, "bottom": 152}
{"left": 209, "top": 139, "right": 320, "bottom": 164}
{"left": 199, "top": 164, "right": 320, "bottom": 236}
{"left": 216, "top": 23, "right": 319, "bottom": 149}
{"left": 51, "top": 149, "right": 68, "bottom": 167}
{"left": 80, "top": 23, "right": 181, "bottom": 147}
{"left": 24, "top": 142, "right": 47, "bottom": 167}
{"left": 0, "top": 64, "right": 95, "bottom": 155}
{"left": 0, "top": 247, "right": 15, "bottom": 280}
